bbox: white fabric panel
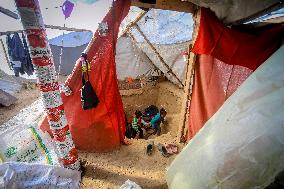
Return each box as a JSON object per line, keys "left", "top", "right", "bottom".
{"left": 115, "top": 37, "right": 153, "bottom": 80}
{"left": 167, "top": 45, "right": 284, "bottom": 189}
{"left": 137, "top": 41, "right": 188, "bottom": 86}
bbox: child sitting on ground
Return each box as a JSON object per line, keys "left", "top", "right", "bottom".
{"left": 141, "top": 106, "right": 167, "bottom": 136}
{"left": 150, "top": 108, "right": 167, "bottom": 136}
{"left": 131, "top": 110, "right": 144, "bottom": 138}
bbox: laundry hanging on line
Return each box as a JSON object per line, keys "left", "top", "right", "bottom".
{"left": 6, "top": 32, "right": 34, "bottom": 77}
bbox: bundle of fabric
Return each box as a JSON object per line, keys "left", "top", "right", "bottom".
{"left": 40, "top": 0, "right": 131, "bottom": 152}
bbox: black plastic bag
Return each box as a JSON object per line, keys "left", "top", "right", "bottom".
{"left": 80, "top": 53, "right": 99, "bottom": 110}
{"left": 81, "top": 78, "right": 99, "bottom": 110}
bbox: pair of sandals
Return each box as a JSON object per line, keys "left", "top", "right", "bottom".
{"left": 146, "top": 142, "right": 178, "bottom": 157}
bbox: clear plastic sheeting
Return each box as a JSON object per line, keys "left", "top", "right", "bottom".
{"left": 115, "top": 37, "right": 153, "bottom": 80}
{"left": 136, "top": 41, "right": 188, "bottom": 86}
{"left": 119, "top": 179, "right": 142, "bottom": 189}
{"left": 120, "top": 7, "right": 193, "bottom": 45}
{"left": 166, "top": 45, "right": 284, "bottom": 189}
{"left": 0, "top": 162, "right": 81, "bottom": 189}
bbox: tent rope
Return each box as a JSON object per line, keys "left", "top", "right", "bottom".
{"left": 57, "top": 17, "right": 67, "bottom": 81}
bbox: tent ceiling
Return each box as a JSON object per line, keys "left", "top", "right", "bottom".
{"left": 181, "top": 0, "right": 283, "bottom": 24}
{"left": 132, "top": 0, "right": 283, "bottom": 24}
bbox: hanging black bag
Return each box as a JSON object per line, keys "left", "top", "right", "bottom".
{"left": 80, "top": 53, "right": 99, "bottom": 110}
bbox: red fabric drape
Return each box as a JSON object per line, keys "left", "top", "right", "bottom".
{"left": 188, "top": 8, "right": 284, "bottom": 139}
{"left": 192, "top": 8, "right": 284, "bottom": 70}
{"left": 40, "top": 0, "right": 131, "bottom": 152}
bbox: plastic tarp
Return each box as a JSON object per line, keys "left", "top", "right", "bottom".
{"left": 0, "top": 162, "right": 80, "bottom": 189}
{"left": 188, "top": 8, "right": 284, "bottom": 139}
{"left": 40, "top": 0, "right": 131, "bottom": 152}
{"left": 115, "top": 36, "right": 153, "bottom": 80}
{"left": 167, "top": 45, "right": 284, "bottom": 189}
{"left": 136, "top": 42, "right": 188, "bottom": 86}
{"left": 49, "top": 31, "right": 93, "bottom": 75}
{"left": 187, "top": 0, "right": 281, "bottom": 24}
{"left": 0, "top": 100, "right": 59, "bottom": 165}
{"left": 120, "top": 8, "right": 193, "bottom": 45}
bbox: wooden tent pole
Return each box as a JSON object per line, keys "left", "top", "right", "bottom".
{"left": 133, "top": 24, "right": 184, "bottom": 87}
{"left": 178, "top": 8, "right": 200, "bottom": 142}
{"left": 178, "top": 52, "right": 196, "bottom": 142}
{"left": 127, "top": 31, "right": 159, "bottom": 71}
{"left": 119, "top": 11, "right": 147, "bottom": 38}
{"left": 15, "top": 0, "right": 80, "bottom": 170}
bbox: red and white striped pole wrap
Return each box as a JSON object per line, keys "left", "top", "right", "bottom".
{"left": 14, "top": 0, "right": 80, "bottom": 170}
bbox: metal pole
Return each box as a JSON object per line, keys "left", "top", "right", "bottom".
{"left": 14, "top": 0, "right": 80, "bottom": 170}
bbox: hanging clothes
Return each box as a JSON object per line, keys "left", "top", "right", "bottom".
{"left": 6, "top": 33, "right": 34, "bottom": 76}
{"left": 21, "top": 33, "right": 34, "bottom": 76}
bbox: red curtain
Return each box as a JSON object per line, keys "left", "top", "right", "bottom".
{"left": 40, "top": 0, "right": 131, "bottom": 152}
{"left": 188, "top": 8, "right": 284, "bottom": 139}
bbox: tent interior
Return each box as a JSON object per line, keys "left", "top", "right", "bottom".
{"left": 0, "top": 0, "right": 284, "bottom": 188}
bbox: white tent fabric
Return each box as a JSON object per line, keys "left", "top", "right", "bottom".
{"left": 115, "top": 36, "right": 153, "bottom": 80}
{"left": 136, "top": 41, "right": 189, "bottom": 86}
{"left": 166, "top": 45, "right": 284, "bottom": 189}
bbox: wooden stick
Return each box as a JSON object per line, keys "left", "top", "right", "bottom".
{"left": 178, "top": 52, "right": 196, "bottom": 142}
{"left": 131, "top": 0, "right": 196, "bottom": 13}
{"left": 0, "top": 6, "right": 19, "bottom": 19}
{"left": 183, "top": 44, "right": 192, "bottom": 87}
{"left": 45, "top": 24, "right": 91, "bottom": 32}
{"left": 178, "top": 9, "right": 200, "bottom": 142}
{"left": 0, "top": 25, "right": 91, "bottom": 36}
{"left": 119, "top": 11, "right": 147, "bottom": 38}
{"left": 127, "top": 31, "right": 159, "bottom": 71}
{"left": 133, "top": 23, "right": 184, "bottom": 87}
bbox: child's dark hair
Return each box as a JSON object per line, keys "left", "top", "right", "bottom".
{"left": 160, "top": 108, "right": 167, "bottom": 115}
{"left": 135, "top": 110, "right": 142, "bottom": 118}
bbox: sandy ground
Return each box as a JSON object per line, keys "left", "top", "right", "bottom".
{"left": 0, "top": 87, "right": 40, "bottom": 125}
{"left": 0, "top": 76, "right": 67, "bottom": 125}
{"left": 1, "top": 78, "right": 185, "bottom": 189}
{"left": 80, "top": 81, "right": 185, "bottom": 188}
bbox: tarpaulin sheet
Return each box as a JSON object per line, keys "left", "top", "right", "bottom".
{"left": 188, "top": 8, "right": 284, "bottom": 139}
{"left": 40, "top": 0, "right": 131, "bottom": 152}
{"left": 192, "top": 8, "right": 284, "bottom": 70}
{"left": 167, "top": 45, "right": 284, "bottom": 189}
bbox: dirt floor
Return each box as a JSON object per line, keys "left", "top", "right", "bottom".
{"left": 0, "top": 87, "right": 40, "bottom": 125}
{"left": 80, "top": 81, "right": 185, "bottom": 188}
{"left": 0, "top": 78, "right": 186, "bottom": 189}
{"left": 0, "top": 76, "right": 67, "bottom": 125}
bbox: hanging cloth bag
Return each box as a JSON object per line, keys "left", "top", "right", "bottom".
{"left": 80, "top": 53, "right": 99, "bottom": 110}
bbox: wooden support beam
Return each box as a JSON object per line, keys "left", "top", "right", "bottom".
{"left": 127, "top": 31, "right": 159, "bottom": 71}
{"left": 133, "top": 23, "right": 184, "bottom": 87}
{"left": 45, "top": 24, "right": 91, "bottom": 32}
{"left": 178, "top": 51, "right": 196, "bottom": 142}
{"left": 0, "top": 6, "right": 19, "bottom": 19}
{"left": 0, "top": 25, "right": 91, "bottom": 36}
{"left": 230, "top": 1, "right": 284, "bottom": 26}
{"left": 119, "top": 11, "right": 147, "bottom": 38}
{"left": 131, "top": 0, "right": 196, "bottom": 13}
{"left": 0, "top": 6, "right": 90, "bottom": 34}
